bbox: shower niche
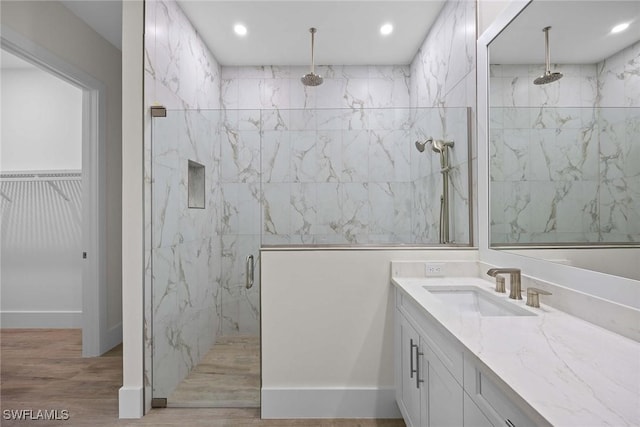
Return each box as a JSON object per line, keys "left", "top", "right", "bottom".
{"left": 187, "top": 160, "right": 205, "bottom": 209}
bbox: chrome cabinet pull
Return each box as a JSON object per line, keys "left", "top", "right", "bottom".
{"left": 415, "top": 346, "right": 424, "bottom": 389}
{"left": 505, "top": 419, "right": 516, "bottom": 427}
{"left": 246, "top": 254, "right": 254, "bottom": 289}
{"left": 410, "top": 339, "right": 417, "bottom": 378}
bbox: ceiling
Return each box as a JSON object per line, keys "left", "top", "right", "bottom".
{"left": 177, "top": 1, "right": 446, "bottom": 66}
{"left": 7, "top": 1, "right": 637, "bottom": 68}
{"left": 2, "top": 0, "right": 444, "bottom": 69}
{"left": 490, "top": 1, "right": 640, "bottom": 64}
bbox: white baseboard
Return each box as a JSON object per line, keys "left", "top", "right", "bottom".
{"left": 119, "top": 386, "right": 144, "bottom": 418}
{"left": 261, "top": 387, "right": 401, "bottom": 419}
{"left": 0, "top": 311, "right": 82, "bottom": 328}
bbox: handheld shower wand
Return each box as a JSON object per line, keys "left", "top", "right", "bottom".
{"left": 414, "top": 138, "right": 455, "bottom": 243}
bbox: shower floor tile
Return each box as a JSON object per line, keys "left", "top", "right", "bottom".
{"left": 167, "top": 335, "right": 260, "bottom": 408}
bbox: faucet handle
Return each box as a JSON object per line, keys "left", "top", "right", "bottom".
{"left": 526, "top": 287, "right": 552, "bottom": 308}
{"left": 495, "top": 276, "right": 506, "bottom": 293}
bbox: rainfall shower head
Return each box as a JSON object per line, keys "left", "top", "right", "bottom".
{"left": 534, "top": 70, "right": 563, "bottom": 85}
{"left": 301, "top": 28, "right": 323, "bottom": 87}
{"left": 534, "top": 26, "right": 563, "bottom": 85}
{"left": 301, "top": 72, "right": 323, "bottom": 87}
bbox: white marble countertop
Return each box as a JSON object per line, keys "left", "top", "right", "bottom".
{"left": 392, "top": 276, "right": 640, "bottom": 427}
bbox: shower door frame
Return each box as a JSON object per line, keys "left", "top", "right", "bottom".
{"left": 149, "top": 108, "right": 263, "bottom": 407}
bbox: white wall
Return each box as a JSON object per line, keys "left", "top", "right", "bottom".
{"left": 1, "top": 0, "right": 123, "bottom": 336}
{"left": 261, "top": 248, "right": 478, "bottom": 418}
{"left": 1, "top": 66, "right": 82, "bottom": 171}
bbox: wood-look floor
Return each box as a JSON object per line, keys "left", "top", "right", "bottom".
{"left": 168, "top": 335, "right": 260, "bottom": 408}
{"left": 1, "top": 329, "right": 405, "bottom": 427}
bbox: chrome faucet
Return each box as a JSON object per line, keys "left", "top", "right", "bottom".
{"left": 486, "top": 268, "right": 522, "bottom": 300}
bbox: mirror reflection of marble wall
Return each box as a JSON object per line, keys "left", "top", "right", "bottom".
{"left": 489, "top": 39, "right": 640, "bottom": 245}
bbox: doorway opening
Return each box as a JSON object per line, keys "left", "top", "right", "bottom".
{"left": 1, "top": 31, "right": 108, "bottom": 357}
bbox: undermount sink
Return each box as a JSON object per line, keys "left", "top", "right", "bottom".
{"left": 423, "top": 285, "right": 535, "bottom": 317}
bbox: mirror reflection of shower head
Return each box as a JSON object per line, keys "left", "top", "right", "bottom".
{"left": 534, "top": 26, "right": 563, "bottom": 85}
{"left": 415, "top": 138, "right": 432, "bottom": 153}
{"left": 301, "top": 28, "right": 323, "bottom": 87}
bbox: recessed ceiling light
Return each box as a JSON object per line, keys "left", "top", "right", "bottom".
{"left": 380, "top": 23, "right": 393, "bottom": 36}
{"left": 234, "top": 24, "right": 247, "bottom": 36}
{"left": 611, "top": 22, "right": 630, "bottom": 34}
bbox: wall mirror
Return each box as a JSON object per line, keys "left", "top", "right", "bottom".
{"left": 487, "top": 0, "right": 640, "bottom": 280}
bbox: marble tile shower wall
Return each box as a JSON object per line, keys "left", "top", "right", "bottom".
{"left": 145, "top": 0, "right": 223, "bottom": 399}
{"left": 409, "top": 0, "right": 476, "bottom": 244}
{"left": 220, "top": 65, "right": 420, "bottom": 245}
{"left": 489, "top": 39, "right": 640, "bottom": 244}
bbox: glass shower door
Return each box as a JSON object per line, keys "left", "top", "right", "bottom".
{"left": 219, "top": 108, "right": 262, "bottom": 338}
{"left": 150, "top": 109, "right": 261, "bottom": 407}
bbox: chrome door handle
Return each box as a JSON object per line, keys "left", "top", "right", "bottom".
{"left": 410, "top": 339, "right": 417, "bottom": 378}
{"left": 415, "top": 346, "right": 424, "bottom": 389}
{"left": 246, "top": 254, "right": 254, "bottom": 289}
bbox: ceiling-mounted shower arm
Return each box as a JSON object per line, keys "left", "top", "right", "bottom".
{"left": 543, "top": 26, "right": 551, "bottom": 74}
{"left": 534, "top": 26, "right": 563, "bottom": 85}
{"left": 301, "top": 27, "right": 323, "bottom": 86}
{"left": 310, "top": 27, "right": 317, "bottom": 74}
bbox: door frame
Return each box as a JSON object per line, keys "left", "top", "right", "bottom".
{"left": 1, "top": 29, "right": 108, "bottom": 357}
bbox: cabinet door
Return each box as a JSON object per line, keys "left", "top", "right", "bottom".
{"left": 464, "top": 358, "right": 543, "bottom": 427}
{"left": 398, "top": 313, "right": 423, "bottom": 427}
{"left": 464, "top": 392, "right": 494, "bottom": 427}
{"left": 428, "top": 349, "right": 463, "bottom": 427}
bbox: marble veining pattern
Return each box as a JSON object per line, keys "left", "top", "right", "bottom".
{"left": 490, "top": 40, "right": 640, "bottom": 244}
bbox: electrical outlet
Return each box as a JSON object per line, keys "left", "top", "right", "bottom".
{"left": 425, "top": 262, "right": 445, "bottom": 276}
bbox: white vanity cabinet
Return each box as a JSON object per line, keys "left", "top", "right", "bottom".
{"left": 395, "top": 291, "right": 464, "bottom": 427}
{"left": 463, "top": 356, "right": 546, "bottom": 427}
{"left": 463, "top": 393, "right": 493, "bottom": 427}
{"left": 396, "top": 314, "right": 422, "bottom": 426}
{"left": 395, "top": 289, "right": 547, "bottom": 427}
